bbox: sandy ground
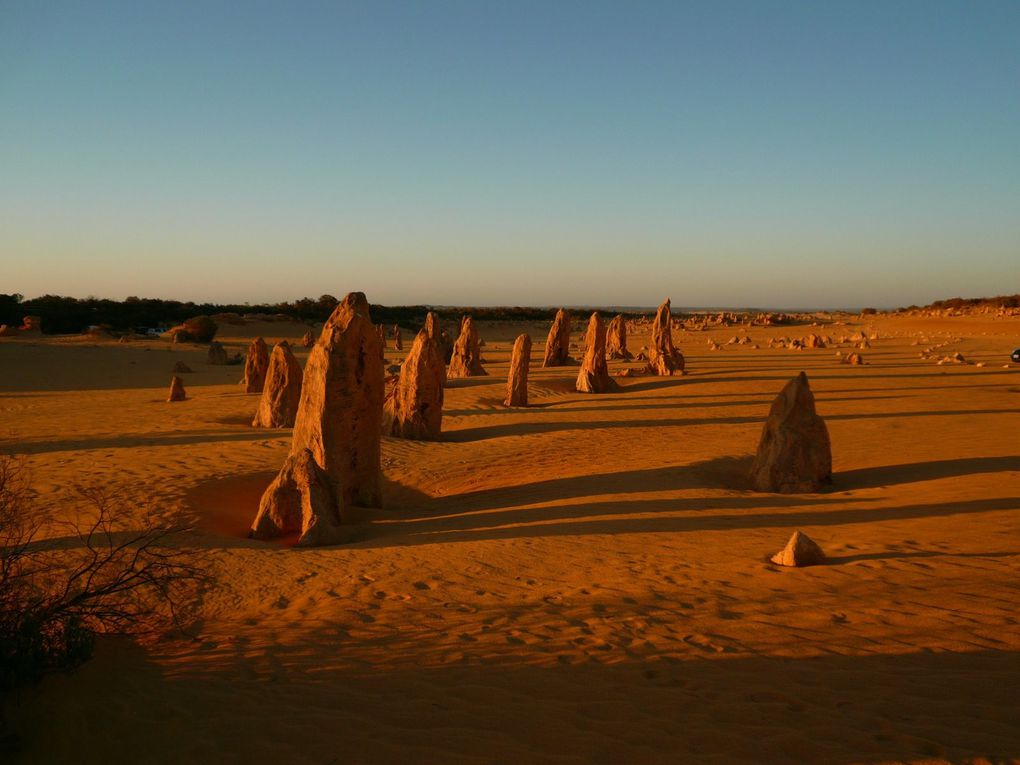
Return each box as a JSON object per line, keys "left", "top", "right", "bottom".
{"left": 2, "top": 312, "right": 1019, "bottom": 764}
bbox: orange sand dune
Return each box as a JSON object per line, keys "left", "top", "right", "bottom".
{"left": 2, "top": 313, "right": 1019, "bottom": 764}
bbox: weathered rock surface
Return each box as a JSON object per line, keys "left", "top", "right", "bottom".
{"left": 207, "top": 341, "right": 229, "bottom": 365}
{"left": 750, "top": 372, "right": 832, "bottom": 493}
{"left": 543, "top": 309, "right": 573, "bottom": 367}
{"left": 504, "top": 333, "right": 531, "bottom": 406}
{"left": 19, "top": 316, "right": 42, "bottom": 335}
{"left": 647, "top": 299, "right": 685, "bottom": 375}
{"left": 241, "top": 337, "right": 270, "bottom": 393}
{"left": 249, "top": 449, "right": 350, "bottom": 546}
{"left": 605, "top": 314, "right": 632, "bottom": 360}
{"left": 253, "top": 340, "right": 304, "bottom": 428}
{"left": 841, "top": 352, "right": 864, "bottom": 365}
{"left": 447, "top": 315, "right": 486, "bottom": 378}
{"left": 172, "top": 361, "right": 193, "bottom": 374}
{"left": 284, "top": 291, "right": 384, "bottom": 510}
{"left": 167, "top": 375, "right": 186, "bottom": 402}
{"left": 384, "top": 314, "right": 445, "bottom": 439}
{"left": 393, "top": 324, "right": 403, "bottom": 351}
{"left": 302, "top": 330, "right": 315, "bottom": 348}
{"left": 770, "top": 530, "right": 827, "bottom": 567}
{"left": 576, "top": 313, "right": 618, "bottom": 394}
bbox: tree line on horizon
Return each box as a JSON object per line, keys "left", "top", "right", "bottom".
{"left": 2, "top": 292, "right": 1016, "bottom": 336}
{"left": 0, "top": 293, "right": 576, "bottom": 335}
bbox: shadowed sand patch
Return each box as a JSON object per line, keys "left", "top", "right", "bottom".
{"left": 5, "top": 313, "right": 1020, "bottom": 764}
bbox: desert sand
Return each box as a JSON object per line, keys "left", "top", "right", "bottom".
{"left": 2, "top": 311, "right": 1019, "bottom": 764}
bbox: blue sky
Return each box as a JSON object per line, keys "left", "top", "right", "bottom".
{"left": 2, "top": 0, "right": 1017, "bottom": 308}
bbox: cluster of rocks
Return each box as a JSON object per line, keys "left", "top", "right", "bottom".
{"left": 251, "top": 293, "right": 383, "bottom": 546}
{"left": 726, "top": 335, "right": 754, "bottom": 346}
{"left": 0, "top": 316, "right": 43, "bottom": 338}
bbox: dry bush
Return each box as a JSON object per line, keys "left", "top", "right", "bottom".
{"left": 0, "top": 456, "right": 205, "bottom": 697}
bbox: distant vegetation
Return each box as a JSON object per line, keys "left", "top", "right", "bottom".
{"left": 896, "top": 294, "right": 1020, "bottom": 312}
{"left": 0, "top": 294, "right": 654, "bottom": 335}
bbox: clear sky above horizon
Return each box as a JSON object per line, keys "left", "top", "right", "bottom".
{"left": 2, "top": 1, "right": 1018, "bottom": 309}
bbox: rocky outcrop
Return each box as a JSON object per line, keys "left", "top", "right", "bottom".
{"left": 384, "top": 314, "right": 445, "bottom": 440}
{"left": 447, "top": 315, "right": 486, "bottom": 378}
{"left": 207, "top": 341, "right": 229, "bottom": 365}
{"left": 393, "top": 324, "right": 403, "bottom": 351}
{"left": 285, "top": 291, "right": 384, "bottom": 510}
{"left": 841, "top": 352, "right": 864, "bottom": 365}
{"left": 252, "top": 340, "right": 304, "bottom": 428}
{"left": 576, "top": 313, "right": 618, "bottom": 393}
{"left": 241, "top": 337, "right": 270, "bottom": 393}
{"left": 504, "top": 334, "right": 531, "bottom": 406}
{"left": 770, "top": 530, "right": 826, "bottom": 567}
{"left": 249, "top": 449, "right": 350, "bottom": 546}
{"left": 750, "top": 372, "right": 832, "bottom": 493}
{"left": 167, "top": 375, "right": 186, "bottom": 402}
{"left": 19, "top": 316, "right": 42, "bottom": 335}
{"left": 647, "top": 299, "right": 685, "bottom": 375}
{"left": 172, "top": 361, "right": 193, "bottom": 374}
{"left": 605, "top": 314, "right": 632, "bottom": 360}
{"left": 543, "top": 309, "right": 572, "bottom": 367}
{"left": 302, "top": 330, "right": 315, "bottom": 348}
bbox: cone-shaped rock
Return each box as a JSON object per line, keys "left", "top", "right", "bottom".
{"left": 447, "top": 315, "right": 487, "bottom": 378}
{"left": 167, "top": 375, "right": 186, "bottom": 402}
{"left": 393, "top": 324, "right": 403, "bottom": 351}
{"left": 253, "top": 341, "right": 304, "bottom": 428}
{"left": 543, "top": 309, "right": 572, "bottom": 367}
{"left": 576, "top": 313, "right": 618, "bottom": 394}
{"left": 647, "top": 299, "right": 685, "bottom": 375}
{"left": 250, "top": 449, "right": 350, "bottom": 546}
{"left": 241, "top": 337, "right": 270, "bottom": 393}
{"left": 770, "top": 530, "right": 826, "bottom": 567}
{"left": 302, "top": 330, "right": 315, "bottom": 349}
{"left": 207, "top": 341, "right": 228, "bottom": 365}
{"left": 384, "top": 315, "right": 445, "bottom": 440}
{"left": 605, "top": 314, "right": 632, "bottom": 360}
{"left": 751, "top": 372, "right": 832, "bottom": 493}
{"left": 271, "top": 292, "right": 383, "bottom": 522}
{"left": 504, "top": 333, "right": 531, "bottom": 406}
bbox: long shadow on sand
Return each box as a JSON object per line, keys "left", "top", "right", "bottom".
{"left": 447, "top": 394, "right": 908, "bottom": 417}
{"left": 359, "top": 495, "right": 1020, "bottom": 547}
{"left": 443, "top": 408, "right": 1018, "bottom": 442}
{"left": 4, "top": 429, "right": 276, "bottom": 455}
{"left": 838, "top": 456, "right": 1020, "bottom": 490}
